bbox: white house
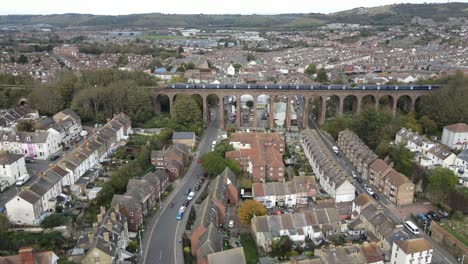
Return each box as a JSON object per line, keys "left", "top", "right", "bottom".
{"left": 0, "top": 152, "right": 27, "bottom": 185}
{"left": 390, "top": 238, "right": 433, "bottom": 264}
{"left": 5, "top": 190, "right": 44, "bottom": 226}
{"left": 423, "top": 144, "right": 456, "bottom": 168}
{"left": 441, "top": 123, "right": 468, "bottom": 150}
{"left": 455, "top": 149, "right": 468, "bottom": 181}
{"left": 227, "top": 64, "right": 236, "bottom": 76}
{"left": 0, "top": 129, "right": 61, "bottom": 160}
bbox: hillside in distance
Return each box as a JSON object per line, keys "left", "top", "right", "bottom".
{"left": 0, "top": 2, "right": 467, "bottom": 29}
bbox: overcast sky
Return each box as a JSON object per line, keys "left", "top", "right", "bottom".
{"left": 0, "top": 0, "right": 461, "bottom": 15}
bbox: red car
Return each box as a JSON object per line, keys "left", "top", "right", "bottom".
{"left": 273, "top": 210, "right": 284, "bottom": 215}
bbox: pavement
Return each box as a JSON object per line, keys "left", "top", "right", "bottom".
{"left": 308, "top": 119, "right": 458, "bottom": 264}
{"left": 140, "top": 109, "right": 221, "bottom": 264}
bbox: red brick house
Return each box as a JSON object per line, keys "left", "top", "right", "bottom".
{"left": 151, "top": 144, "right": 189, "bottom": 180}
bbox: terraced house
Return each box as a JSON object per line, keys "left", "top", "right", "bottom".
{"left": 300, "top": 129, "right": 355, "bottom": 202}
{"left": 338, "top": 130, "right": 378, "bottom": 179}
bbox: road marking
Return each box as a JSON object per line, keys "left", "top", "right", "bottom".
{"left": 173, "top": 218, "right": 181, "bottom": 263}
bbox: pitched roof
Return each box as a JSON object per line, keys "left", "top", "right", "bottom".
{"left": 207, "top": 247, "right": 246, "bottom": 264}
{"left": 173, "top": 132, "right": 195, "bottom": 140}
{"left": 369, "top": 159, "right": 391, "bottom": 174}
{"left": 0, "top": 152, "right": 23, "bottom": 165}
{"left": 444, "top": 123, "right": 468, "bottom": 133}
{"left": 18, "top": 190, "right": 41, "bottom": 204}
{"left": 395, "top": 238, "right": 432, "bottom": 254}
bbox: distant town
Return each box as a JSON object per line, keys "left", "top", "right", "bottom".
{"left": 0, "top": 3, "right": 467, "bottom": 264}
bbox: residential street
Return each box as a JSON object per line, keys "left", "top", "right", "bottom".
{"left": 308, "top": 119, "right": 458, "bottom": 264}
{"left": 140, "top": 109, "right": 220, "bottom": 264}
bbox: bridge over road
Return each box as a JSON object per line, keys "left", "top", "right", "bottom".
{"left": 153, "top": 84, "right": 441, "bottom": 130}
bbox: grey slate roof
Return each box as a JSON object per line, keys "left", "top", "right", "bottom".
{"left": 172, "top": 132, "right": 195, "bottom": 140}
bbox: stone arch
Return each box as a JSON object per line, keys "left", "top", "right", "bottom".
{"left": 222, "top": 94, "right": 237, "bottom": 128}
{"left": 414, "top": 95, "right": 427, "bottom": 113}
{"left": 207, "top": 94, "right": 220, "bottom": 124}
{"left": 378, "top": 95, "right": 394, "bottom": 112}
{"left": 240, "top": 94, "right": 254, "bottom": 128}
{"left": 343, "top": 95, "right": 358, "bottom": 115}
{"left": 257, "top": 94, "right": 271, "bottom": 130}
{"left": 325, "top": 95, "right": 340, "bottom": 121}
{"left": 309, "top": 96, "right": 323, "bottom": 124}
{"left": 397, "top": 95, "right": 412, "bottom": 114}
{"left": 361, "top": 95, "right": 377, "bottom": 110}
{"left": 154, "top": 94, "right": 171, "bottom": 114}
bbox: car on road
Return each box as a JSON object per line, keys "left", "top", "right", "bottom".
{"left": 372, "top": 193, "right": 379, "bottom": 200}
{"left": 332, "top": 146, "right": 339, "bottom": 154}
{"left": 351, "top": 171, "right": 357, "bottom": 178}
{"left": 228, "top": 220, "right": 234, "bottom": 228}
{"left": 178, "top": 206, "right": 186, "bottom": 213}
{"left": 183, "top": 200, "right": 190, "bottom": 206}
{"left": 0, "top": 181, "right": 10, "bottom": 192}
{"left": 187, "top": 191, "right": 195, "bottom": 201}
{"left": 25, "top": 157, "right": 35, "bottom": 163}
{"left": 184, "top": 188, "right": 192, "bottom": 195}
{"left": 176, "top": 211, "right": 183, "bottom": 220}
{"left": 356, "top": 178, "right": 363, "bottom": 184}
{"left": 15, "top": 174, "right": 30, "bottom": 186}
{"left": 363, "top": 183, "right": 369, "bottom": 188}
{"left": 365, "top": 187, "right": 374, "bottom": 195}
{"left": 194, "top": 185, "right": 200, "bottom": 191}
{"left": 273, "top": 210, "right": 284, "bottom": 215}
{"left": 286, "top": 208, "right": 294, "bottom": 214}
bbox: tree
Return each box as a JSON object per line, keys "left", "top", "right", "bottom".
{"left": 18, "top": 54, "right": 28, "bottom": 64}
{"left": 16, "top": 120, "right": 35, "bottom": 132}
{"left": 246, "top": 53, "right": 256, "bottom": 62}
{"left": 271, "top": 236, "right": 294, "bottom": 260}
{"left": 427, "top": 167, "right": 458, "bottom": 204}
{"left": 419, "top": 115, "right": 438, "bottom": 135}
{"left": 246, "top": 100, "right": 254, "bottom": 108}
{"left": 304, "top": 64, "right": 317, "bottom": 76}
{"left": 172, "top": 94, "right": 203, "bottom": 130}
{"left": 213, "top": 141, "right": 235, "bottom": 157}
{"left": 388, "top": 144, "right": 415, "bottom": 177}
{"left": 117, "top": 55, "right": 129, "bottom": 66}
{"left": 354, "top": 107, "right": 392, "bottom": 150}
{"left": 238, "top": 200, "right": 267, "bottom": 224}
{"left": 316, "top": 68, "right": 328, "bottom": 83}
{"left": 233, "top": 64, "right": 242, "bottom": 74}
{"left": 200, "top": 152, "right": 227, "bottom": 176}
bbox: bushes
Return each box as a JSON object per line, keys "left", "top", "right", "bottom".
{"left": 40, "top": 214, "right": 69, "bottom": 229}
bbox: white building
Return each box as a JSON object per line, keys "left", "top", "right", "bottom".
{"left": 424, "top": 143, "right": 457, "bottom": 168}
{"left": 441, "top": 123, "right": 468, "bottom": 150}
{"left": 0, "top": 129, "right": 61, "bottom": 160}
{"left": 455, "top": 150, "right": 468, "bottom": 183}
{"left": 227, "top": 64, "right": 235, "bottom": 76}
{"left": 390, "top": 238, "right": 433, "bottom": 264}
{"left": 0, "top": 152, "right": 27, "bottom": 185}
{"left": 5, "top": 190, "right": 44, "bottom": 226}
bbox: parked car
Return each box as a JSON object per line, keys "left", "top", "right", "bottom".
{"left": 365, "top": 187, "right": 374, "bottom": 195}
{"left": 183, "top": 200, "right": 190, "bottom": 207}
{"left": 184, "top": 188, "right": 192, "bottom": 195}
{"left": 351, "top": 171, "right": 357, "bottom": 178}
{"left": 372, "top": 193, "right": 379, "bottom": 200}
{"left": 15, "top": 174, "right": 31, "bottom": 186}
{"left": 194, "top": 185, "right": 200, "bottom": 191}
{"left": 438, "top": 209, "right": 449, "bottom": 218}
{"left": 228, "top": 220, "right": 234, "bottom": 228}
{"left": 356, "top": 178, "right": 363, "bottom": 184}
{"left": 176, "top": 211, "right": 183, "bottom": 220}
{"left": 187, "top": 191, "right": 195, "bottom": 201}
{"left": 50, "top": 155, "right": 60, "bottom": 161}
{"left": 417, "top": 213, "right": 429, "bottom": 224}
{"left": 273, "top": 210, "right": 284, "bottom": 215}
{"left": 426, "top": 211, "right": 438, "bottom": 220}
{"left": 178, "top": 206, "right": 186, "bottom": 213}
{"left": 363, "top": 183, "right": 369, "bottom": 188}
{"left": 25, "top": 157, "right": 35, "bottom": 163}
{"left": 286, "top": 208, "right": 294, "bottom": 214}
{"left": 0, "top": 181, "right": 10, "bottom": 192}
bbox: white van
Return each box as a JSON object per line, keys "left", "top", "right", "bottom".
{"left": 16, "top": 174, "right": 31, "bottom": 186}
{"left": 404, "top": 221, "right": 420, "bottom": 235}
{"left": 212, "top": 141, "right": 217, "bottom": 151}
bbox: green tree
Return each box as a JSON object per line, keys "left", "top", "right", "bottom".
{"left": 201, "top": 152, "right": 227, "bottom": 176}
{"left": 354, "top": 107, "right": 392, "bottom": 149}
{"left": 16, "top": 120, "right": 35, "bottom": 132}
{"left": 246, "top": 100, "right": 254, "bottom": 108}
{"left": 18, "top": 54, "right": 28, "bottom": 64}
{"left": 233, "top": 64, "right": 242, "bottom": 74}
{"left": 388, "top": 144, "right": 415, "bottom": 177}
{"left": 213, "top": 141, "right": 235, "bottom": 157}
{"left": 247, "top": 53, "right": 256, "bottom": 62}
{"left": 40, "top": 214, "right": 69, "bottom": 229}
{"left": 172, "top": 94, "right": 203, "bottom": 130}
{"left": 271, "top": 236, "right": 294, "bottom": 259}
{"left": 419, "top": 115, "right": 438, "bottom": 135}
{"left": 117, "top": 55, "right": 129, "bottom": 66}
{"left": 304, "top": 64, "right": 317, "bottom": 76}
{"left": 316, "top": 68, "right": 328, "bottom": 83}
{"left": 427, "top": 167, "right": 458, "bottom": 204}
{"left": 238, "top": 200, "right": 267, "bottom": 224}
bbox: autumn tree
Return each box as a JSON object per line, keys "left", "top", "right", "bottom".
{"left": 426, "top": 167, "right": 458, "bottom": 204}
{"left": 238, "top": 200, "right": 267, "bottom": 224}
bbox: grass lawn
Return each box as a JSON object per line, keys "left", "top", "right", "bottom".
{"left": 240, "top": 234, "right": 259, "bottom": 264}
{"left": 440, "top": 219, "right": 468, "bottom": 247}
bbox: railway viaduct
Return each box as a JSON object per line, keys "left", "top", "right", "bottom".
{"left": 152, "top": 84, "right": 439, "bottom": 130}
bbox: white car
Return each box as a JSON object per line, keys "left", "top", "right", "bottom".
{"left": 228, "top": 220, "right": 234, "bottom": 228}
{"left": 351, "top": 171, "right": 357, "bottom": 178}
{"left": 187, "top": 191, "right": 195, "bottom": 201}
{"left": 179, "top": 206, "right": 186, "bottom": 213}
{"left": 365, "top": 187, "right": 374, "bottom": 195}
{"left": 15, "top": 174, "right": 30, "bottom": 186}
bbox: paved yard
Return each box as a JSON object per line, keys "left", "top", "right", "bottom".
{"left": 387, "top": 201, "right": 438, "bottom": 221}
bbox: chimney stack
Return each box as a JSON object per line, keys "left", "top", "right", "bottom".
{"left": 18, "top": 247, "right": 34, "bottom": 264}
{"left": 100, "top": 206, "right": 106, "bottom": 215}
{"left": 111, "top": 212, "right": 116, "bottom": 222}
{"left": 103, "top": 232, "right": 109, "bottom": 242}
{"left": 88, "top": 232, "right": 94, "bottom": 244}
{"left": 97, "top": 213, "right": 103, "bottom": 224}
{"left": 92, "top": 222, "right": 98, "bottom": 233}
{"left": 114, "top": 203, "right": 120, "bottom": 213}
{"left": 107, "top": 219, "right": 112, "bottom": 232}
